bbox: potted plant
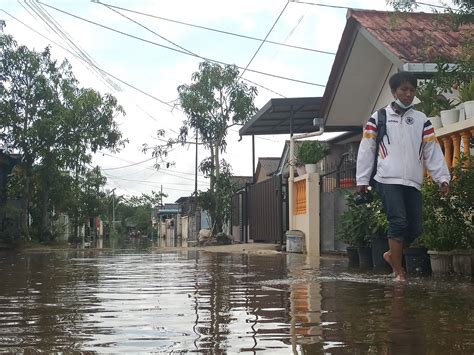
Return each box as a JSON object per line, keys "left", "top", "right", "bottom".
{"left": 296, "top": 140, "right": 329, "bottom": 174}
{"left": 421, "top": 155, "right": 474, "bottom": 275}
{"left": 458, "top": 78, "right": 474, "bottom": 119}
{"left": 403, "top": 237, "right": 431, "bottom": 276}
{"left": 437, "top": 96, "right": 458, "bottom": 126}
{"left": 337, "top": 192, "right": 374, "bottom": 268}
{"left": 415, "top": 80, "right": 443, "bottom": 128}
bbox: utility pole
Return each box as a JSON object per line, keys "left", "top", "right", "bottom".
{"left": 160, "top": 185, "right": 163, "bottom": 207}
{"left": 195, "top": 129, "right": 198, "bottom": 195}
{"left": 111, "top": 188, "right": 116, "bottom": 232}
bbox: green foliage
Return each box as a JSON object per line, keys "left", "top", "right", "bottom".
{"left": 415, "top": 80, "right": 455, "bottom": 116}
{"left": 296, "top": 140, "right": 329, "bottom": 165}
{"left": 459, "top": 78, "right": 474, "bottom": 102}
{"left": 387, "top": 0, "right": 473, "bottom": 27}
{"left": 421, "top": 155, "right": 474, "bottom": 251}
{"left": 177, "top": 62, "right": 258, "bottom": 151}
{"left": 0, "top": 34, "right": 126, "bottom": 242}
{"left": 166, "top": 61, "right": 258, "bottom": 233}
{"left": 337, "top": 191, "right": 387, "bottom": 247}
{"left": 196, "top": 159, "right": 234, "bottom": 234}
{"left": 125, "top": 191, "right": 167, "bottom": 208}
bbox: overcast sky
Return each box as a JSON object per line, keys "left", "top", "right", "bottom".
{"left": 0, "top": 0, "right": 446, "bottom": 202}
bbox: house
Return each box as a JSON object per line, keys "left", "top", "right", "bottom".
{"left": 255, "top": 157, "right": 280, "bottom": 183}
{"left": 238, "top": 9, "right": 473, "bottom": 255}
{"left": 320, "top": 9, "right": 471, "bottom": 130}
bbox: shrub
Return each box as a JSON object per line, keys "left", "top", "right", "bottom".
{"left": 296, "top": 140, "right": 329, "bottom": 165}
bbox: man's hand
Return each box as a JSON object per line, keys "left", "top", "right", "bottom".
{"left": 357, "top": 185, "right": 369, "bottom": 195}
{"left": 439, "top": 181, "right": 449, "bottom": 196}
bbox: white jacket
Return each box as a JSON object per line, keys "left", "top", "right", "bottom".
{"left": 356, "top": 104, "right": 450, "bottom": 190}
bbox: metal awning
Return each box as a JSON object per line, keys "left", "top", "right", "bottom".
{"left": 239, "top": 97, "right": 323, "bottom": 136}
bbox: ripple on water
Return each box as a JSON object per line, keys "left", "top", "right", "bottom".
{"left": 0, "top": 250, "right": 473, "bottom": 353}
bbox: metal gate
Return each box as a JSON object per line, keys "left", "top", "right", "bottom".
{"left": 247, "top": 175, "right": 284, "bottom": 243}
{"left": 320, "top": 155, "right": 356, "bottom": 252}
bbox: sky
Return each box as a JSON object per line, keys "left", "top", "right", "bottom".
{"left": 0, "top": 0, "right": 447, "bottom": 203}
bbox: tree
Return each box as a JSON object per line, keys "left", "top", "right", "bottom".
{"left": 117, "top": 191, "right": 168, "bottom": 238}
{"left": 177, "top": 62, "right": 258, "bottom": 233}
{"left": 387, "top": 0, "right": 473, "bottom": 26}
{"left": 0, "top": 35, "right": 126, "bottom": 241}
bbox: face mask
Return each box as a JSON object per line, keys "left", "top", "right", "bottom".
{"left": 395, "top": 98, "right": 413, "bottom": 110}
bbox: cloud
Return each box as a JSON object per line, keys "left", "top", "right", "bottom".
{"left": 1, "top": 0, "right": 393, "bottom": 202}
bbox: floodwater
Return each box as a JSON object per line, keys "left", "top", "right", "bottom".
{"left": 0, "top": 249, "right": 473, "bottom": 354}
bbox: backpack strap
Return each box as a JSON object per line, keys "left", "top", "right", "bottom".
{"left": 369, "top": 108, "right": 387, "bottom": 186}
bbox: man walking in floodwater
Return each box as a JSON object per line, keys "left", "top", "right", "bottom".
{"left": 356, "top": 71, "right": 450, "bottom": 282}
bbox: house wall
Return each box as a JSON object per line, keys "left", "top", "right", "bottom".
{"left": 255, "top": 168, "right": 269, "bottom": 183}
{"left": 320, "top": 189, "right": 352, "bottom": 252}
{"left": 181, "top": 216, "right": 189, "bottom": 241}
{"left": 291, "top": 173, "right": 320, "bottom": 256}
{"left": 200, "top": 210, "right": 210, "bottom": 230}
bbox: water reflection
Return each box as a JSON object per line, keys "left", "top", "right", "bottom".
{"left": 0, "top": 250, "right": 473, "bottom": 353}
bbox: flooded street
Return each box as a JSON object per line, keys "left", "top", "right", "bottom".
{"left": 1, "top": 249, "right": 473, "bottom": 354}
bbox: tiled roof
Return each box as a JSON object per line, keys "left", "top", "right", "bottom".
{"left": 230, "top": 176, "right": 253, "bottom": 190}
{"left": 349, "top": 9, "right": 473, "bottom": 63}
{"left": 258, "top": 157, "right": 280, "bottom": 176}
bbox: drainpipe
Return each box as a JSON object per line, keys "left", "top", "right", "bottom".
{"left": 288, "top": 125, "right": 325, "bottom": 231}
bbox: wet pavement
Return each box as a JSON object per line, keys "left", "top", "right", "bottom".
{"left": 0, "top": 248, "right": 473, "bottom": 354}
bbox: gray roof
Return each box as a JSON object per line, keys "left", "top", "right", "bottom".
{"left": 230, "top": 176, "right": 253, "bottom": 190}
{"left": 258, "top": 157, "right": 280, "bottom": 176}
{"left": 239, "top": 97, "right": 323, "bottom": 136}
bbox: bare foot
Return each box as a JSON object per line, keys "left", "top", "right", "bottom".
{"left": 383, "top": 251, "right": 394, "bottom": 272}
{"left": 393, "top": 273, "right": 407, "bottom": 282}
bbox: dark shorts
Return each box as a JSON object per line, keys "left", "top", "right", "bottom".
{"left": 375, "top": 182, "right": 422, "bottom": 245}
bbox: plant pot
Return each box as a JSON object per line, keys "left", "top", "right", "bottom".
{"left": 296, "top": 165, "right": 306, "bottom": 176}
{"left": 305, "top": 163, "right": 317, "bottom": 174}
{"left": 463, "top": 100, "right": 474, "bottom": 120}
{"left": 440, "top": 109, "right": 460, "bottom": 126}
{"left": 427, "top": 250, "right": 453, "bottom": 275}
{"left": 428, "top": 115, "right": 443, "bottom": 129}
{"left": 371, "top": 236, "right": 390, "bottom": 271}
{"left": 404, "top": 247, "right": 431, "bottom": 276}
{"left": 452, "top": 250, "right": 472, "bottom": 276}
{"left": 358, "top": 246, "right": 373, "bottom": 269}
{"left": 346, "top": 246, "right": 359, "bottom": 268}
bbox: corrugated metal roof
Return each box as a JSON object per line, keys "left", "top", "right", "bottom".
{"left": 350, "top": 9, "right": 473, "bottom": 63}
{"left": 238, "top": 97, "right": 323, "bottom": 136}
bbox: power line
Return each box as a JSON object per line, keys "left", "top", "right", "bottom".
{"left": 239, "top": 0, "right": 289, "bottom": 80}
{"left": 290, "top": 1, "right": 350, "bottom": 9}
{"left": 413, "top": 1, "right": 453, "bottom": 10}
{"left": 37, "top": 1, "right": 327, "bottom": 87}
{"left": 97, "top": 151, "right": 208, "bottom": 180}
{"left": 99, "top": 2, "right": 287, "bottom": 98}
{"left": 94, "top": 0, "right": 336, "bottom": 56}
{"left": 104, "top": 175, "right": 209, "bottom": 186}
{"left": 293, "top": 0, "right": 451, "bottom": 11}
{"left": 100, "top": 156, "right": 156, "bottom": 170}
{"left": 0, "top": 9, "right": 180, "bottom": 110}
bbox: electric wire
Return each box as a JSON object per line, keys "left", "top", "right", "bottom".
{"left": 293, "top": 0, "right": 452, "bottom": 11}
{"left": 239, "top": 0, "right": 289, "bottom": 80}
{"left": 93, "top": 0, "right": 336, "bottom": 56}
{"left": 100, "top": 2, "right": 286, "bottom": 97}
{"left": 37, "top": 1, "right": 327, "bottom": 87}
{"left": 100, "top": 156, "right": 156, "bottom": 170}
{"left": 97, "top": 151, "right": 208, "bottom": 180}
{"left": 26, "top": 0, "right": 119, "bottom": 92}
{"left": 1, "top": 9, "right": 180, "bottom": 110}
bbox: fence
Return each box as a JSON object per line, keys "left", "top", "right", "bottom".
{"left": 320, "top": 154, "right": 356, "bottom": 193}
